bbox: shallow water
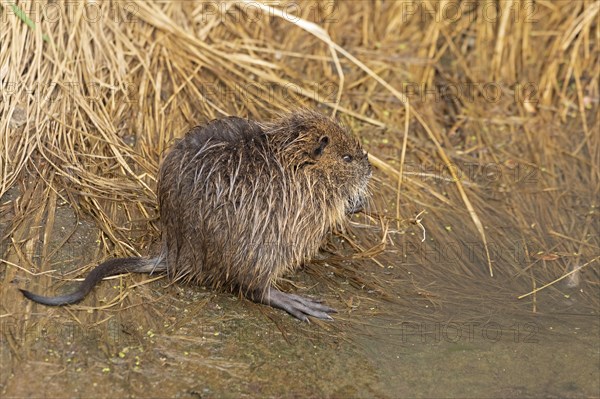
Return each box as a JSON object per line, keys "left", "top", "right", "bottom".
{"left": 3, "top": 291, "right": 597, "bottom": 398}
{"left": 354, "top": 306, "right": 599, "bottom": 397}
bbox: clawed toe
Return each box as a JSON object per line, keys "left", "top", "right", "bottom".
{"left": 257, "top": 288, "right": 337, "bottom": 322}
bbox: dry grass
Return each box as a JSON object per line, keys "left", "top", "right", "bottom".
{"left": 1, "top": 1, "right": 598, "bottom": 327}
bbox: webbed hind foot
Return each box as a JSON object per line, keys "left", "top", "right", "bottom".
{"left": 257, "top": 288, "right": 337, "bottom": 322}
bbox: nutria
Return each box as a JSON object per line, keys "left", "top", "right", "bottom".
{"left": 20, "top": 110, "right": 372, "bottom": 321}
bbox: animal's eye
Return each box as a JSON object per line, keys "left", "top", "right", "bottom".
{"left": 342, "top": 155, "right": 353, "bottom": 163}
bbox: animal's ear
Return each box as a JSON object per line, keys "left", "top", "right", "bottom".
{"left": 312, "top": 135, "right": 329, "bottom": 158}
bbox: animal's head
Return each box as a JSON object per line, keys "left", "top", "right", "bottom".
{"left": 269, "top": 110, "right": 372, "bottom": 213}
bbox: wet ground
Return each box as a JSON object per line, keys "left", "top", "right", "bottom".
{"left": 1, "top": 184, "right": 598, "bottom": 398}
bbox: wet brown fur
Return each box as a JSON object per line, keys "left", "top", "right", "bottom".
{"left": 157, "top": 110, "right": 371, "bottom": 298}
